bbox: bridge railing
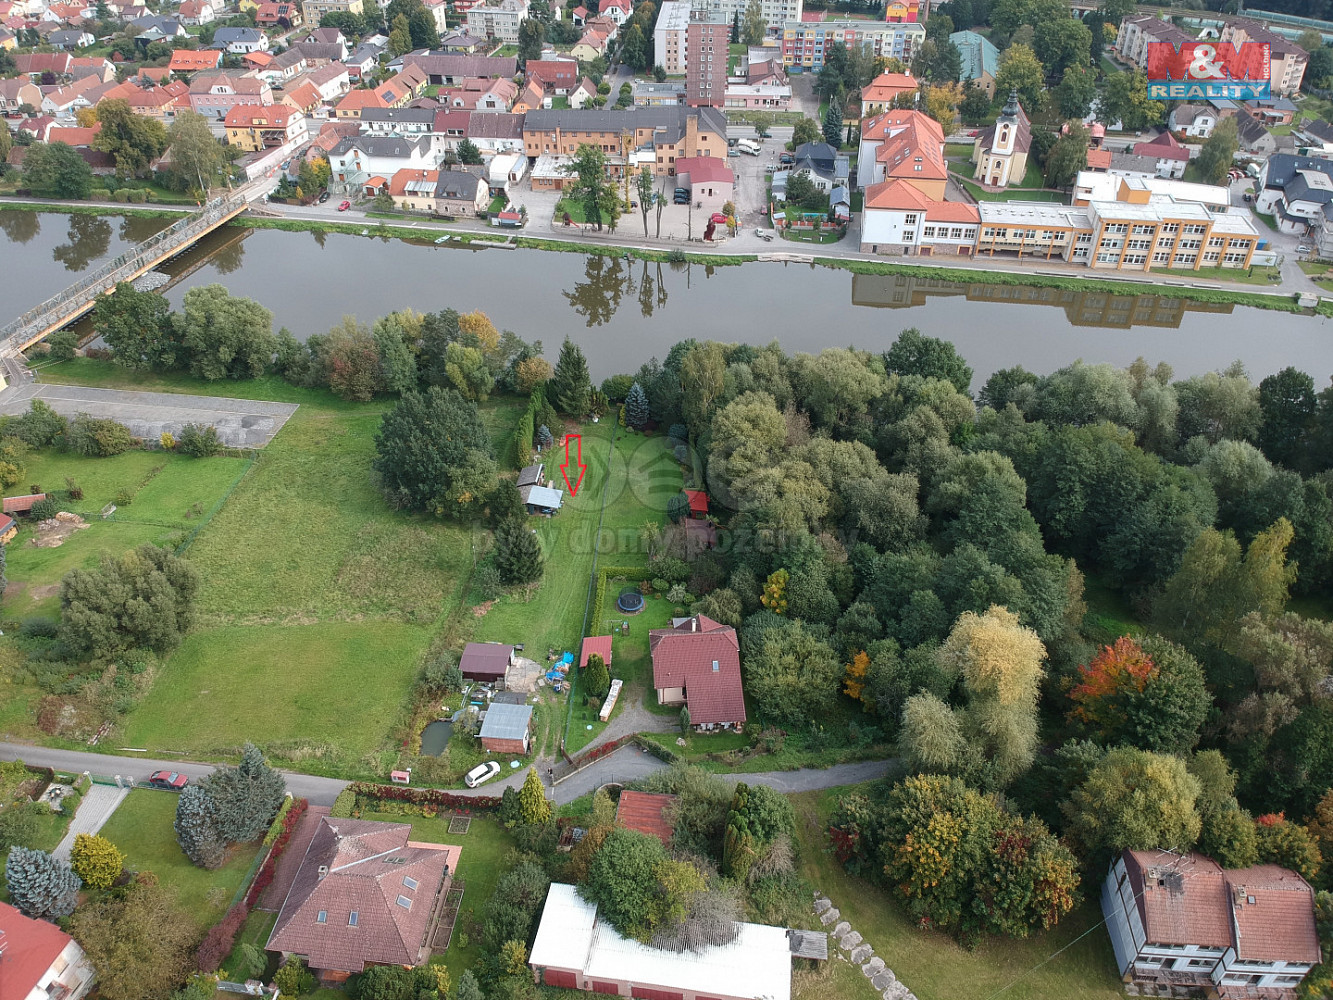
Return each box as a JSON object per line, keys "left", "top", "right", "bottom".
{"left": 0, "top": 193, "right": 248, "bottom": 352}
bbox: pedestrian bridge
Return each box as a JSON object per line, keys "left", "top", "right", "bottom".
{"left": 0, "top": 192, "right": 250, "bottom": 358}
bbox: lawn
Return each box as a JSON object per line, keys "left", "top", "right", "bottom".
{"left": 220, "top": 908, "right": 278, "bottom": 982}
{"left": 1300, "top": 260, "right": 1333, "bottom": 292}
{"left": 790, "top": 788, "right": 1125, "bottom": 1000}
{"left": 956, "top": 176, "right": 1066, "bottom": 203}
{"left": 98, "top": 788, "right": 261, "bottom": 932}
{"left": 122, "top": 622, "right": 432, "bottom": 774}
{"left": 944, "top": 142, "right": 974, "bottom": 160}
{"left": 357, "top": 811, "right": 516, "bottom": 987}
{"left": 1149, "top": 264, "right": 1281, "bottom": 286}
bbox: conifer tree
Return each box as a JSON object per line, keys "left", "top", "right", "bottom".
{"left": 175, "top": 784, "right": 226, "bottom": 869}
{"left": 519, "top": 767, "right": 551, "bottom": 826}
{"left": 495, "top": 518, "right": 544, "bottom": 585}
{"left": 625, "top": 381, "right": 650, "bottom": 428}
{"left": 549, "top": 337, "right": 591, "bottom": 417}
{"left": 5, "top": 846, "right": 81, "bottom": 918}
{"left": 202, "top": 743, "right": 287, "bottom": 844}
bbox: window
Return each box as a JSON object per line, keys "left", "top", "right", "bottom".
{"left": 1161, "top": 223, "right": 1179, "bottom": 233}
{"left": 1223, "top": 251, "right": 1248, "bottom": 264}
{"left": 1123, "top": 253, "right": 1147, "bottom": 265}
{"left": 923, "top": 226, "right": 937, "bottom": 238}
{"left": 397, "top": 895, "right": 413, "bottom": 908}
{"left": 403, "top": 876, "right": 419, "bottom": 890}
{"left": 951, "top": 227, "right": 963, "bottom": 239}
{"left": 1132, "top": 225, "right": 1155, "bottom": 235}
{"left": 1127, "top": 239, "right": 1152, "bottom": 250}
{"left": 1178, "top": 238, "right": 1201, "bottom": 250}
{"left": 1208, "top": 236, "right": 1225, "bottom": 247}
{"left": 1186, "top": 958, "right": 1213, "bottom": 968}
{"left": 317, "top": 910, "right": 327, "bottom": 923}
{"left": 349, "top": 912, "right": 359, "bottom": 926}
{"left": 1183, "top": 224, "right": 1207, "bottom": 235}
{"left": 904, "top": 213, "right": 917, "bottom": 224}
{"left": 1104, "top": 223, "right": 1128, "bottom": 234}
{"left": 1152, "top": 251, "right": 1170, "bottom": 263}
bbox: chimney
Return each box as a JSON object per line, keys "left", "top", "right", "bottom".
{"left": 691, "top": 617, "right": 697, "bottom": 632}
{"left": 318, "top": 865, "right": 328, "bottom": 880}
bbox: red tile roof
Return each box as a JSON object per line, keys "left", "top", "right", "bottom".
{"left": 169, "top": 48, "right": 221, "bottom": 71}
{"left": 47, "top": 124, "right": 100, "bottom": 146}
{"left": 3, "top": 493, "right": 46, "bottom": 513}
{"left": 648, "top": 615, "right": 745, "bottom": 726}
{"left": 580, "top": 635, "right": 613, "bottom": 667}
{"left": 525, "top": 58, "right": 577, "bottom": 87}
{"left": 0, "top": 901, "right": 76, "bottom": 997}
{"left": 925, "top": 200, "right": 980, "bottom": 223}
{"left": 864, "top": 176, "right": 930, "bottom": 211}
{"left": 267, "top": 817, "right": 456, "bottom": 974}
{"left": 683, "top": 489, "right": 708, "bottom": 514}
{"left": 1134, "top": 129, "right": 1189, "bottom": 162}
{"left": 460, "top": 642, "right": 512, "bottom": 679}
{"left": 1086, "top": 147, "right": 1112, "bottom": 171}
{"left": 615, "top": 790, "right": 676, "bottom": 844}
{"left": 860, "top": 71, "right": 917, "bottom": 104}
{"left": 1226, "top": 864, "right": 1321, "bottom": 963}
{"left": 677, "top": 156, "right": 732, "bottom": 185}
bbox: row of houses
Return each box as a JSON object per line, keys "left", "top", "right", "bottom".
{"left": 1115, "top": 13, "right": 1309, "bottom": 97}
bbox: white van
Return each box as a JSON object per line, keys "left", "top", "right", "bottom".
{"left": 736, "top": 139, "right": 761, "bottom": 156}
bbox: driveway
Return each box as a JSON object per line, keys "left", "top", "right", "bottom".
{"left": 53, "top": 784, "right": 129, "bottom": 860}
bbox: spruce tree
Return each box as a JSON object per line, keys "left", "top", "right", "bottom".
{"left": 625, "top": 381, "right": 650, "bottom": 428}
{"left": 823, "top": 101, "right": 843, "bottom": 148}
{"left": 495, "top": 518, "right": 544, "bottom": 585}
{"left": 549, "top": 337, "right": 591, "bottom": 417}
{"left": 202, "top": 742, "right": 287, "bottom": 843}
{"left": 175, "top": 784, "right": 226, "bottom": 869}
{"left": 456, "top": 970, "right": 484, "bottom": 1000}
{"left": 518, "top": 767, "right": 551, "bottom": 826}
{"left": 584, "top": 653, "right": 611, "bottom": 699}
{"left": 5, "top": 846, "right": 81, "bottom": 918}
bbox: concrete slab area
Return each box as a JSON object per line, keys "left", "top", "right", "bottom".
{"left": 53, "top": 784, "right": 129, "bottom": 860}
{"left": 0, "top": 383, "right": 298, "bottom": 448}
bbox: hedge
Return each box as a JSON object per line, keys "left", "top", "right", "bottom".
{"left": 262, "top": 795, "right": 296, "bottom": 847}
{"left": 244, "top": 797, "right": 309, "bottom": 908}
{"left": 591, "top": 565, "right": 643, "bottom": 633}
{"left": 343, "top": 781, "right": 502, "bottom": 815}
{"left": 196, "top": 901, "right": 248, "bottom": 972}
{"left": 330, "top": 786, "right": 356, "bottom": 818}
{"left": 512, "top": 385, "right": 546, "bottom": 468}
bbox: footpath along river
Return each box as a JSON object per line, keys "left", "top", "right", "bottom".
{"left": 2, "top": 208, "right": 1332, "bottom": 384}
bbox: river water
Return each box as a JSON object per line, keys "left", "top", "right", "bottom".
{"left": 2, "top": 208, "right": 1332, "bottom": 385}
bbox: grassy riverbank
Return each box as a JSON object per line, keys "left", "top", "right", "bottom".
{"left": 0, "top": 199, "right": 192, "bottom": 218}
{"left": 817, "top": 256, "right": 1333, "bottom": 316}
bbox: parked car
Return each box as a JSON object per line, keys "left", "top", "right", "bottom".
{"left": 337, "top": 200, "right": 351, "bottom": 211}
{"left": 728, "top": 137, "right": 739, "bottom": 147}
{"left": 710, "top": 212, "right": 728, "bottom": 224}
{"left": 729, "top": 149, "right": 740, "bottom": 157}
{"left": 464, "top": 761, "right": 501, "bottom": 788}
{"left": 1298, "top": 245, "right": 1312, "bottom": 254}
{"left": 755, "top": 228, "right": 773, "bottom": 241}
{"left": 318, "top": 191, "right": 330, "bottom": 203}
{"left": 148, "top": 770, "right": 188, "bottom": 790}
{"left": 779, "top": 152, "right": 794, "bottom": 164}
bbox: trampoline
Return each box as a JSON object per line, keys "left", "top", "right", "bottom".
{"left": 617, "top": 588, "right": 645, "bottom": 613}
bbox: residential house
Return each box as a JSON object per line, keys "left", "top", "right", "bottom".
{"left": 788, "top": 139, "right": 844, "bottom": 191}
{"left": 128, "top": 14, "right": 185, "bottom": 37}
{"left": 687, "top": 8, "right": 727, "bottom": 107}
{"left": 649, "top": 614, "right": 746, "bottom": 730}
{"left": 299, "top": 0, "right": 362, "bottom": 27}
{"left": 468, "top": 76, "right": 517, "bottom": 111}
{"left": 126, "top": 79, "right": 191, "bottom": 120}
{"left": 1104, "top": 150, "right": 1160, "bottom": 179}
{"left": 266, "top": 817, "right": 457, "bottom": 983}
{"left": 0, "top": 900, "right": 97, "bottom": 1000}
{"left": 280, "top": 80, "right": 323, "bottom": 114}
{"left": 522, "top": 105, "right": 727, "bottom": 176}
{"left": 856, "top": 108, "right": 946, "bottom": 198}
{"left": 67, "top": 56, "right": 114, "bottom": 82}
{"left": 530, "top": 884, "right": 792, "bottom": 999}
{"left": 689, "top": 0, "right": 801, "bottom": 32}
{"left": 1102, "top": 848, "right": 1319, "bottom": 998}
{"left": 525, "top": 57, "right": 578, "bottom": 94}
{"left": 301, "top": 26, "right": 347, "bottom": 51}
{"left": 359, "top": 105, "right": 436, "bottom": 136}
{"left": 1236, "top": 111, "right": 1278, "bottom": 155}
{"left": 884, "top": 0, "right": 919, "bottom": 20}
{"left": 464, "top": 109, "right": 524, "bottom": 153}
{"left": 245, "top": 50, "right": 276, "bottom": 72}
{"left": 478, "top": 702, "right": 533, "bottom": 754}
{"left": 779, "top": 19, "right": 924, "bottom": 72}
{"left": 746, "top": 54, "right": 787, "bottom": 86}
{"left": 287, "top": 39, "right": 348, "bottom": 66}
{"left": 400, "top": 51, "right": 517, "bottom": 85}
{"left": 225, "top": 104, "right": 307, "bottom": 149}
{"left": 860, "top": 178, "right": 979, "bottom": 255}
{"left": 0, "top": 27, "right": 14, "bottom": 50}
{"left": 47, "top": 28, "right": 93, "bottom": 48}
{"left": 1256, "top": 153, "right": 1333, "bottom": 234}
{"left": 216, "top": 26, "right": 270, "bottom": 53}
{"left": 1219, "top": 18, "right": 1308, "bottom": 96}
{"left": 1114, "top": 14, "right": 1196, "bottom": 71}
{"left": 1131, "top": 130, "right": 1189, "bottom": 179}
{"left": 724, "top": 81, "right": 791, "bottom": 108}
{"left": 168, "top": 47, "right": 223, "bottom": 74}
{"left": 972, "top": 89, "right": 1031, "bottom": 187}
{"left": 13, "top": 51, "right": 72, "bottom": 78}
{"left": 465, "top": 0, "right": 527, "bottom": 41}
{"left": 615, "top": 790, "right": 675, "bottom": 845}
{"left": 486, "top": 149, "right": 527, "bottom": 195}
{"left": 345, "top": 41, "right": 382, "bottom": 80}
{"left": 304, "top": 60, "right": 350, "bottom": 100}
{"left": 328, "top": 133, "right": 432, "bottom": 191}
{"left": 513, "top": 78, "right": 547, "bottom": 114}
{"left": 177, "top": 0, "right": 216, "bottom": 23}
{"left": 858, "top": 70, "right": 915, "bottom": 118}
{"left": 1252, "top": 94, "right": 1298, "bottom": 126}
{"left": 333, "top": 79, "right": 409, "bottom": 117}
{"left": 255, "top": 1, "right": 302, "bottom": 25}
{"left": 1298, "top": 118, "right": 1333, "bottom": 155}
{"left": 458, "top": 641, "right": 514, "bottom": 682}
{"left": 519, "top": 482, "right": 564, "bottom": 512}
{"left": 266, "top": 47, "right": 309, "bottom": 83}
{"left": 570, "top": 21, "right": 611, "bottom": 61}
{"left": 635, "top": 80, "right": 686, "bottom": 106}
{"left": 0, "top": 76, "right": 42, "bottom": 113}
{"left": 568, "top": 75, "right": 596, "bottom": 108}
{"left": 675, "top": 154, "right": 733, "bottom": 211}
{"left": 951, "top": 29, "right": 997, "bottom": 96}
{"left": 386, "top": 166, "right": 438, "bottom": 210}
{"left": 1169, "top": 103, "right": 1217, "bottom": 139}
{"left": 189, "top": 71, "right": 273, "bottom": 119}
{"left": 600, "top": 0, "right": 630, "bottom": 23}
{"left": 439, "top": 29, "right": 487, "bottom": 52}
{"left": 579, "top": 634, "right": 612, "bottom": 669}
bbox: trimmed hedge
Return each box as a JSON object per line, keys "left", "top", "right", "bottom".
{"left": 262, "top": 795, "right": 296, "bottom": 847}
{"left": 344, "top": 781, "right": 502, "bottom": 814}
{"left": 196, "top": 901, "right": 248, "bottom": 972}
{"left": 330, "top": 786, "right": 356, "bottom": 818}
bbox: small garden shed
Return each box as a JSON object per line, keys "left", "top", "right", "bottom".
{"left": 579, "top": 635, "right": 613, "bottom": 669}
{"left": 520, "top": 484, "right": 563, "bottom": 515}
{"left": 479, "top": 701, "right": 533, "bottom": 754}
{"left": 460, "top": 642, "right": 514, "bottom": 682}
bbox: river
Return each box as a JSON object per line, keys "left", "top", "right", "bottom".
{"left": 2, "top": 208, "right": 1332, "bottom": 384}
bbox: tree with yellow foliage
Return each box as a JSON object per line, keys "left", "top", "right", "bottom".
{"left": 457, "top": 309, "right": 501, "bottom": 355}
{"left": 843, "top": 650, "right": 870, "bottom": 702}
{"left": 761, "top": 568, "right": 789, "bottom": 614}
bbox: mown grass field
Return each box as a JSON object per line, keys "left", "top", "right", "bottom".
{"left": 790, "top": 788, "right": 1124, "bottom": 1000}
{"left": 98, "top": 789, "right": 261, "bottom": 933}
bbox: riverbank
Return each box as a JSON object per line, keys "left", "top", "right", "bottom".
{"left": 4, "top": 196, "right": 1330, "bottom": 317}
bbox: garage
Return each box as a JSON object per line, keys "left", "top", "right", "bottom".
{"left": 631, "top": 988, "right": 683, "bottom": 1000}
{"left": 544, "top": 970, "right": 578, "bottom": 988}
{"left": 591, "top": 982, "right": 621, "bottom": 995}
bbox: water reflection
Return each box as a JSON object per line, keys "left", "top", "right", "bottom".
{"left": 0, "top": 210, "right": 40, "bottom": 244}
{"left": 565, "top": 254, "right": 633, "bottom": 326}
{"left": 52, "top": 215, "right": 111, "bottom": 271}
{"left": 119, "top": 215, "right": 173, "bottom": 244}
{"left": 850, "top": 272, "right": 1237, "bottom": 329}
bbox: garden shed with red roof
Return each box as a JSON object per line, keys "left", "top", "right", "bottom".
{"left": 580, "top": 634, "right": 612, "bottom": 668}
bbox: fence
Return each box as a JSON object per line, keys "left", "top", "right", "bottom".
{"left": 0, "top": 193, "right": 247, "bottom": 352}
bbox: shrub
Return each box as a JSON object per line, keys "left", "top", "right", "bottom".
{"left": 67, "top": 414, "right": 134, "bottom": 457}
{"left": 29, "top": 497, "right": 58, "bottom": 520}
{"left": 20, "top": 617, "right": 59, "bottom": 639}
{"left": 244, "top": 798, "right": 308, "bottom": 907}
{"left": 330, "top": 787, "right": 356, "bottom": 817}
{"left": 69, "top": 833, "right": 124, "bottom": 889}
{"left": 475, "top": 563, "right": 503, "bottom": 601}
{"left": 274, "top": 959, "right": 314, "bottom": 997}
{"left": 177, "top": 423, "right": 223, "bottom": 458}
{"left": 90, "top": 188, "right": 111, "bottom": 200}
{"left": 196, "top": 901, "right": 248, "bottom": 973}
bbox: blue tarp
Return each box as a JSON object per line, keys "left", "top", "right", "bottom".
{"left": 561, "top": 652, "right": 573, "bottom": 665}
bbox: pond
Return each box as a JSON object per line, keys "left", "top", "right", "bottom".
{"left": 420, "top": 719, "right": 454, "bottom": 757}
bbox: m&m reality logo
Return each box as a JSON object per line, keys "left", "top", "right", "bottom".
{"left": 1145, "top": 40, "right": 1270, "bottom": 99}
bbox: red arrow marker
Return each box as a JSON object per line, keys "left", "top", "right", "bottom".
{"left": 560, "top": 434, "right": 586, "bottom": 496}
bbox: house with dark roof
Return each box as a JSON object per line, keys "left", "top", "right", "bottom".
{"left": 1169, "top": 103, "right": 1217, "bottom": 139}
{"left": 399, "top": 51, "right": 517, "bottom": 85}
{"left": 0, "top": 900, "right": 97, "bottom": 1000}
{"left": 615, "top": 790, "right": 676, "bottom": 845}
{"left": 478, "top": 701, "right": 533, "bottom": 753}
{"left": 267, "top": 817, "right": 457, "bottom": 984}
{"left": 459, "top": 642, "right": 513, "bottom": 681}
{"left": 215, "top": 26, "right": 268, "bottom": 53}
{"left": 649, "top": 614, "right": 745, "bottom": 730}
{"left": 1256, "top": 153, "right": 1333, "bottom": 234}
{"left": 1237, "top": 111, "right": 1278, "bottom": 155}
{"left": 1102, "top": 848, "right": 1319, "bottom": 998}
{"left": 517, "top": 462, "right": 544, "bottom": 488}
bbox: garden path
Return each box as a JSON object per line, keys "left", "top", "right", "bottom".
{"left": 53, "top": 784, "right": 129, "bottom": 860}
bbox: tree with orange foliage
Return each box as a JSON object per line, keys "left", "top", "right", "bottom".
{"left": 844, "top": 650, "right": 869, "bottom": 703}
{"left": 1068, "top": 636, "right": 1156, "bottom": 732}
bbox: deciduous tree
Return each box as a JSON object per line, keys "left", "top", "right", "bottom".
{"left": 93, "top": 281, "right": 177, "bottom": 369}
{"left": 70, "top": 876, "right": 195, "bottom": 1000}
{"left": 373, "top": 387, "right": 496, "bottom": 518}
{"left": 166, "top": 110, "right": 228, "bottom": 194}
{"left": 994, "top": 44, "right": 1045, "bottom": 112}
{"left": 1063, "top": 747, "right": 1202, "bottom": 861}
{"left": 23, "top": 142, "right": 94, "bottom": 199}
{"left": 92, "top": 98, "right": 168, "bottom": 176}
{"left": 1195, "top": 115, "right": 1238, "bottom": 185}
{"left": 745, "top": 621, "right": 840, "bottom": 726}
{"left": 176, "top": 284, "right": 276, "bottom": 381}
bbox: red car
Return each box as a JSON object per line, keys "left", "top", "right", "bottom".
{"left": 148, "top": 770, "right": 188, "bottom": 790}
{"left": 337, "top": 200, "right": 351, "bottom": 212}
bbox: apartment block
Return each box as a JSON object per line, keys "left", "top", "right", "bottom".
{"left": 300, "top": 0, "right": 361, "bottom": 27}
{"left": 690, "top": 0, "right": 802, "bottom": 33}
{"left": 687, "top": 9, "right": 728, "bottom": 108}
{"left": 780, "top": 19, "right": 924, "bottom": 71}
{"left": 654, "top": 0, "right": 690, "bottom": 75}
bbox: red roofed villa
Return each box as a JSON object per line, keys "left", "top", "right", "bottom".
{"left": 649, "top": 614, "right": 745, "bottom": 730}
{"left": 1132, "top": 129, "right": 1190, "bottom": 179}
{"left": 1103, "top": 847, "right": 1320, "bottom": 998}
{"left": 579, "top": 634, "right": 612, "bottom": 668}
{"left": 267, "top": 816, "right": 458, "bottom": 983}
{"left": 683, "top": 488, "right": 708, "bottom": 518}
{"left": 0, "top": 899, "right": 97, "bottom": 1000}
{"left": 615, "top": 790, "right": 676, "bottom": 845}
